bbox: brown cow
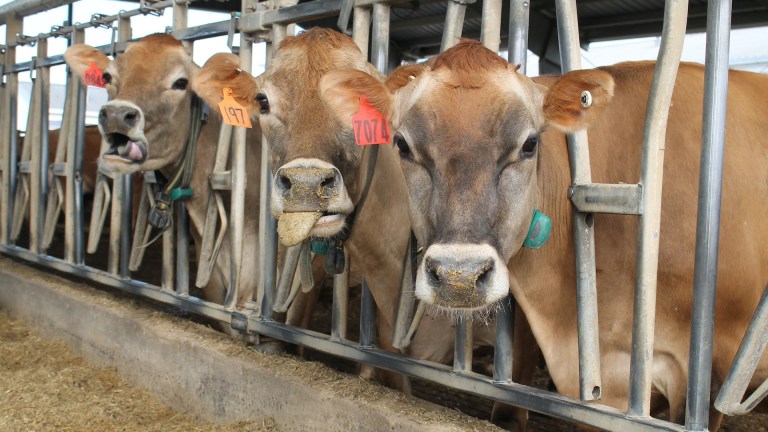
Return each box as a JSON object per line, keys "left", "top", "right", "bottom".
{"left": 323, "top": 40, "right": 768, "bottom": 429}
{"left": 195, "top": 28, "right": 527, "bottom": 402}
{"left": 64, "top": 34, "right": 263, "bottom": 309}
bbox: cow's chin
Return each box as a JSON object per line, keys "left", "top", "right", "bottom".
{"left": 100, "top": 155, "right": 145, "bottom": 175}
{"left": 423, "top": 300, "right": 507, "bottom": 326}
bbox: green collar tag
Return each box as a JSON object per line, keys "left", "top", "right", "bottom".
{"left": 311, "top": 239, "right": 330, "bottom": 255}
{"left": 169, "top": 187, "right": 193, "bottom": 201}
{"left": 523, "top": 209, "right": 551, "bottom": 249}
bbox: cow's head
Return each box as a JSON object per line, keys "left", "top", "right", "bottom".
{"left": 64, "top": 34, "right": 200, "bottom": 175}
{"left": 322, "top": 40, "right": 614, "bottom": 311}
{"left": 197, "top": 28, "right": 381, "bottom": 246}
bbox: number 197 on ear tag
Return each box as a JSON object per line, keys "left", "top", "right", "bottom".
{"left": 353, "top": 97, "right": 390, "bottom": 146}
{"left": 218, "top": 88, "right": 252, "bottom": 128}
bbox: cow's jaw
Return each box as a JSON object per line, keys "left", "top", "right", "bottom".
{"left": 271, "top": 158, "right": 354, "bottom": 246}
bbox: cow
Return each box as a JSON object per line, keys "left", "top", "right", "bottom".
{"left": 321, "top": 39, "right": 768, "bottom": 429}
{"left": 63, "top": 34, "right": 264, "bottom": 312}
{"left": 194, "top": 28, "right": 545, "bottom": 423}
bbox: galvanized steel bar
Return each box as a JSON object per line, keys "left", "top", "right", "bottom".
{"left": 440, "top": 0, "right": 466, "bottom": 52}
{"left": 507, "top": 0, "right": 529, "bottom": 71}
{"left": 352, "top": 6, "right": 371, "bottom": 58}
{"left": 2, "top": 14, "right": 22, "bottom": 245}
{"left": 64, "top": 28, "right": 85, "bottom": 264}
{"left": 715, "top": 285, "right": 768, "bottom": 415}
{"left": 480, "top": 0, "right": 501, "bottom": 52}
{"left": 453, "top": 318, "right": 473, "bottom": 373}
{"left": 359, "top": 277, "right": 376, "bottom": 348}
{"left": 554, "top": 0, "right": 602, "bottom": 401}
{"left": 569, "top": 184, "right": 643, "bottom": 215}
{"left": 173, "top": 0, "right": 190, "bottom": 293}
{"left": 30, "top": 40, "right": 50, "bottom": 254}
{"left": 331, "top": 249, "right": 350, "bottom": 341}
{"left": 627, "top": 0, "right": 688, "bottom": 418}
{"left": 685, "top": 0, "right": 732, "bottom": 429}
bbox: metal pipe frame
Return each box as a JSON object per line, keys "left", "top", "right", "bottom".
{"left": 0, "top": 2, "right": 746, "bottom": 431}
{"left": 627, "top": 0, "right": 689, "bottom": 418}
{"left": 685, "top": 0, "right": 732, "bottom": 430}
{"left": 554, "top": 0, "right": 602, "bottom": 402}
{"left": 440, "top": 0, "right": 466, "bottom": 52}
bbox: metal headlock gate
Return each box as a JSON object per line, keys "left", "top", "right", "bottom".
{"left": 0, "top": 0, "right": 765, "bottom": 431}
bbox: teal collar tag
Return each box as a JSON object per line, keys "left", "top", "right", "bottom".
{"left": 523, "top": 209, "right": 551, "bottom": 249}
{"left": 169, "top": 187, "right": 193, "bottom": 201}
{"left": 310, "top": 239, "right": 330, "bottom": 255}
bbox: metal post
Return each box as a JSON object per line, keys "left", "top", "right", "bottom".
{"left": 441, "top": 0, "right": 466, "bottom": 52}
{"left": 480, "top": 0, "right": 501, "bottom": 52}
{"left": 453, "top": 318, "right": 473, "bottom": 373}
{"left": 554, "top": 0, "right": 602, "bottom": 401}
{"left": 2, "top": 14, "right": 21, "bottom": 245}
{"left": 30, "top": 40, "right": 49, "bottom": 254}
{"left": 359, "top": 277, "right": 376, "bottom": 348}
{"left": 508, "top": 0, "right": 529, "bottom": 71}
{"left": 119, "top": 7, "right": 133, "bottom": 279}
{"left": 352, "top": 7, "right": 371, "bottom": 58}
{"left": 686, "top": 1, "right": 732, "bottom": 429}
{"left": 627, "top": 0, "right": 689, "bottom": 417}
{"left": 331, "top": 249, "right": 350, "bottom": 341}
{"left": 173, "top": 0, "right": 189, "bottom": 292}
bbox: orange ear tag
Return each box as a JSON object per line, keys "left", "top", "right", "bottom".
{"left": 83, "top": 62, "right": 106, "bottom": 88}
{"left": 218, "top": 88, "right": 252, "bottom": 128}
{"left": 353, "top": 97, "right": 390, "bottom": 146}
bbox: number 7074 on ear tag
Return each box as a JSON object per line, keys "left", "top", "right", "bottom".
{"left": 218, "top": 88, "right": 252, "bottom": 128}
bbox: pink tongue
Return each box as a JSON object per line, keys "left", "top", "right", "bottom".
{"left": 125, "top": 141, "right": 143, "bottom": 160}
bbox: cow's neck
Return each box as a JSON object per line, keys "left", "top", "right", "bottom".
{"left": 346, "top": 144, "right": 411, "bottom": 329}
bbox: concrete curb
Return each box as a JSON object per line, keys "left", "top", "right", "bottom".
{"left": 0, "top": 257, "right": 500, "bottom": 432}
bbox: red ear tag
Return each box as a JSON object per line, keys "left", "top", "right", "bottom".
{"left": 218, "top": 87, "right": 253, "bottom": 128}
{"left": 353, "top": 97, "right": 390, "bottom": 146}
{"left": 83, "top": 62, "right": 106, "bottom": 88}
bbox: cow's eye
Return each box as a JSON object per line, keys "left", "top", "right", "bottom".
{"left": 255, "top": 93, "right": 269, "bottom": 114}
{"left": 393, "top": 134, "right": 411, "bottom": 160}
{"left": 172, "top": 78, "right": 188, "bottom": 90}
{"left": 521, "top": 135, "right": 539, "bottom": 158}
{"left": 102, "top": 72, "right": 112, "bottom": 85}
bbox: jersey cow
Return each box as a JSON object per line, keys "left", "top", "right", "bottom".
{"left": 325, "top": 40, "right": 768, "bottom": 428}
{"left": 198, "top": 28, "right": 512, "bottom": 394}
{"left": 64, "top": 34, "right": 262, "bottom": 308}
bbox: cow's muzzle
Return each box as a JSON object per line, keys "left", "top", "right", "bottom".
{"left": 98, "top": 101, "right": 147, "bottom": 165}
{"left": 272, "top": 158, "right": 354, "bottom": 246}
{"left": 415, "top": 244, "right": 509, "bottom": 310}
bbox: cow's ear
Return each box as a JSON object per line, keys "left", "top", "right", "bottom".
{"left": 538, "top": 69, "right": 614, "bottom": 132}
{"left": 193, "top": 53, "right": 259, "bottom": 111}
{"left": 385, "top": 62, "right": 431, "bottom": 92}
{"left": 320, "top": 69, "right": 392, "bottom": 125}
{"left": 64, "top": 44, "right": 111, "bottom": 79}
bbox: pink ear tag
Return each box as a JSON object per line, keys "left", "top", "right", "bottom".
{"left": 352, "top": 97, "right": 390, "bottom": 146}
{"left": 84, "top": 62, "right": 106, "bottom": 88}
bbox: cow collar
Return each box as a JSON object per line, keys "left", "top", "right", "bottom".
{"left": 311, "top": 145, "right": 379, "bottom": 274}
{"left": 147, "top": 94, "right": 210, "bottom": 231}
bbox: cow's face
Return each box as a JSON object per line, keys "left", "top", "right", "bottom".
{"left": 196, "top": 28, "right": 380, "bottom": 246}
{"left": 64, "top": 34, "right": 198, "bottom": 175}
{"left": 323, "top": 40, "right": 614, "bottom": 312}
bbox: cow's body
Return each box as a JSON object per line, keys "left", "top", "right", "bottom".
{"left": 521, "top": 62, "right": 768, "bottom": 423}
{"left": 64, "top": 35, "right": 262, "bottom": 307}
{"left": 332, "top": 40, "right": 768, "bottom": 429}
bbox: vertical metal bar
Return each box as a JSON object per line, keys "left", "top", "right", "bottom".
{"left": 2, "top": 14, "right": 21, "bottom": 245}
{"left": 30, "top": 40, "right": 49, "bottom": 254}
{"left": 686, "top": 1, "right": 732, "bottom": 429}
{"left": 359, "top": 277, "right": 376, "bottom": 348}
{"left": 453, "top": 319, "right": 473, "bottom": 373}
{"left": 352, "top": 7, "right": 371, "bottom": 59}
{"left": 119, "top": 7, "right": 133, "bottom": 279}
{"left": 64, "top": 29, "right": 85, "bottom": 263}
{"left": 480, "top": 0, "right": 502, "bottom": 52}
{"left": 627, "top": 0, "right": 689, "bottom": 417}
{"left": 161, "top": 212, "right": 175, "bottom": 290}
{"left": 508, "top": 0, "right": 530, "bottom": 72}
{"left": 370, "top": 3, "right": 390, "bottom": 73}
{"left": 172, "top": 0, "right": 189, "bottom": 292}
{"left": 331, "top": 249, "right": 350, "bottom": 341}
{"left": 441, "top": 0, "right": 466, "bottom": 52}
{"left": 72, "top": 66, "right": 86, "bottom": 265}
{"left": 554, "top": 0, "right": 602, "bottom": 401}
{"left": 227, "top": 29, "right": 253, "bottom": 309}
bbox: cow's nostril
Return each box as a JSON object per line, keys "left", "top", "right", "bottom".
{"left": 98, "top": 108, "right": 108, "bottom": 123}
{"left": 320, "top": 175, "right": 335, "bottom": 189}
{"left": 475, "top": 261, "right": 493, "bottom": 288}
{"left": 277, "top": 174, "right": 292, "bottom": 191}
{"left": 425, "top": 258, "right": 441, "bottom": 285}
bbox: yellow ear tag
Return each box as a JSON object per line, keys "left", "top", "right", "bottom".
{"left": 218, "top": 87, "right": 252, "bottom": 128}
